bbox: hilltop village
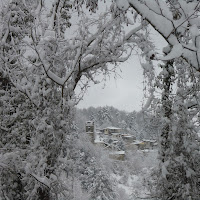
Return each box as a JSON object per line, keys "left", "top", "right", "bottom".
{"left": 85, "top": 121, "right": 158, "bottom": 160}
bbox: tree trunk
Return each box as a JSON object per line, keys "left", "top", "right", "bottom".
{"left": 158, "top": 61, "right": 174, "bottom": 199}
{"left": 160, "top": 61, "right": 173, "bottom": 163}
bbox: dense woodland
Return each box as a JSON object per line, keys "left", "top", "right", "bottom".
{"left": 75, "top": 106, "right": 160, "bottom": 140}
{"left": 1, "top": 0, "right": 200, "bottom": 199}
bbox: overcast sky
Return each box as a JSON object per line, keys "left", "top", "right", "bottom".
{"left": 76, "top": 56, "right": 144, "bottom": 112}
{"left": 43, "top": 0, "right": 166, "bottom": 112}
{"left": 71, "top": 1, "right": 168, "bottom": 112}
{"left": 76, "top": 31, "right": 166, "bottom": 112}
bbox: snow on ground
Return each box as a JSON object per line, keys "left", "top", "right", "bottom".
{"left": 112, "top": 174, "right": 139, "bottom": 196}
{"left": 111, "top": 150, "right": 158, "bottom": 199}
{"left": 113, "top": 171, "right": 152, "bottom": 199}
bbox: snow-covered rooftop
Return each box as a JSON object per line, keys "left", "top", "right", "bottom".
{"left": 94, "top": 139, "right": 104, "bottom": 144}
{"left": 111, "top": 132, "right": 121, "bottom": 135}
{"left": 109, "top": 151, "right": 125, "bottom": 155}
{"left": 94, "top": 135, "right": 104, "bottom": 144}
{"left": 86, "top": 121, "right": 94, "bottom": 124}
{"left": 86, "top": 131, "right": 94, "bottom": 134}
{"left": 132, "top": 140, "right": 144, "bottom": 145}
{"left": 104, "top": 126, "right": 121, "bottom": 130}
{"left": 122, "top": 134, "right": 134, "bottom": 138}
{"left": 143, "top": 139, "right": 157, "bottom": 142}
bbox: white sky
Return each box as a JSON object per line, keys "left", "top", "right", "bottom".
{"left": 44, "top": 0, "right": 166, "bottom": 112}
{"left": 76, "top": 31, "right": 166, "bottom": 112}
{"left": 76, "top": 56, "right": 144, "bottom": 112}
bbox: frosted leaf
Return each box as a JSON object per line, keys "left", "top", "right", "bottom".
{"left": 186, "top": 168, "right": 195, "bottom": 178}
{"left": 43, "top": 88, "right": 51, "bottom": 96}
{"left": 142, "top": 92, "right": 154, "bottom": 111}
{"left": 162, "top": 165, "right": 169, "bottom": 179}
{"left": 187, "top": 100, "right": 197, "bottom": 108}
{"left": 147, "top": 50, "right": 156, "bottom": 59}
{"left": 115, "top": 0, "right": 129, "bottom": 11}
{"left": 43, "top": 30, "right": 56, "bottom": 41}
{"left": 31, "top": 174, "right": 50, "bottom": 188}
{"left": 141, "top": 62, "right": 153, "bottom": 72}
{"left": 157, "top": 43, "right": 183, "bottom": 61}
{"left": 46, "top": 78, "right": 51, "bottom": 84}
{"left": 189, "top": 24, "right": 199, "bottom": 45}
{"left": 25, "top": 163, "right": 31, "bottom": 174}
{"left": 50, "top": 174, "right": 57, "bottom": 181}
{"left": 190, "top": 24, "right": 199, "bottom": 37}
{"left": 68, "top": 99, "right": 75, "bottom": 107}
{"left": 162, "top": 160, "right": 169, "bottom": 179}
{"left": 183, "top": 49, "right": 198, "bottom": 69}
{"left": 172, "top": 125, "right": 177, "bottom": 133}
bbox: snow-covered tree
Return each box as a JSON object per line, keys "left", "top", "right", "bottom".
{"left": 114, "top": 0, "right": 200, "bottom": 199}
{"left": 97, "top": 106, "right": 113, "bottom": 128}
{"left": 2, "top": 0, "right": 200, "bottom": 199}
{"left": 0, "top": 0, "right": 150, "bottom": 199}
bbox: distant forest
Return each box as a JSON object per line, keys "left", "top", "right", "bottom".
{"left": 75, "top": 106, "right": 161, "bottom": 140}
